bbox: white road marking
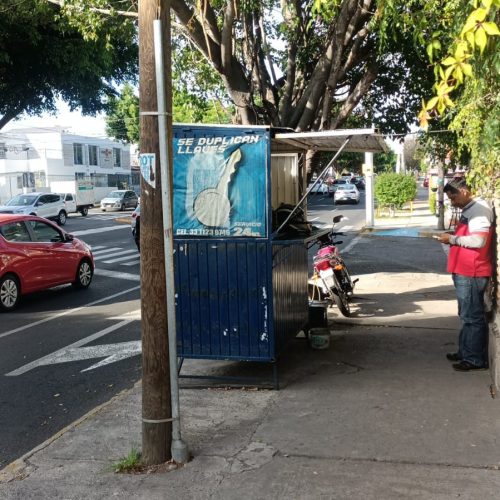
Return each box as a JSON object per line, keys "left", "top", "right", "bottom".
{"left": 71, "top": 226, "right": 129, "bottom": 237}
{"left": 341, "top": 225, "right": 353, "bottom": 231}
{"left": 340, "top": 236, "right": 362, "bottom": 254}
{"left": 122, "top": 259, "right": 140, "bottom": 266}
{"left": 94, "top": 250, "right": 137, "bottom": 262}
{"left": 102, "top": 253, "right": 141, "bottom": 264}
{"left": 90, "top": 246, "right": 107, "bottom": 251}
{"left": 91, "top": 247, "right": 123, "bottom": 256}
{"left": 94, "top": 269, "right": 141, "bottom": 281}
{"left": 94, "top": 249, "right": 138, "bottom": 261}
{"left": 0, "top": 287, "right": 141, "bottom": 340}
{"left": 6, "top": 311, "right": 141, "bottom": 376}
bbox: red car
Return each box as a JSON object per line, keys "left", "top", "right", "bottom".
{"left": 0, "top": 215, "right": 94, "bottom": 312}
{"left": 423, "top": 177, "right": 429, "bottom": 187}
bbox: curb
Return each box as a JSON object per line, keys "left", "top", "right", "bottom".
{"left": 115, "top": 218, "right": 132, "bottom": 224}
{"left": 0, "top": 381, "right": 142, "bottom": 484}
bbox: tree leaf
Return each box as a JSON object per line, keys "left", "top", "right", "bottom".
{"left": 482, "top": 22, "right": 500, "bottom": 35}
{"left": 454, "top": 65, "right": 464, "bottom": 84}
{"left": 466, "top": 31, "right": 476, "bottom": 50}
{"left": 426, "top": 96, "right": 439, "bottom": 110}
{"left": 461, "top": 63, "right": 474, "bottom": 77}
{"left": 461, "top": 12, "right": 479, "bottom": 34}
{"left": 442, "top": 56, "right": 457, "bottom": 66}
{"left": 475, "top": 8, "right": 488, "bottom": 22}
{"left": 427, "top": 43, "right": 434, "bottom": 61}
{"left": 475, "top": 26, "right": 488, "bottom": 53}
{"left": 481, "top": 0, "right": 493, "bottom": 8}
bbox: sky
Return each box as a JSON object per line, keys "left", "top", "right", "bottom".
{"left": 3, "top": 101, "right": 107, "bottom": 138}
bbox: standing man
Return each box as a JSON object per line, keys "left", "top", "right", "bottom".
{"left": 438, "top": 178, "right": 493, "bottom": 372}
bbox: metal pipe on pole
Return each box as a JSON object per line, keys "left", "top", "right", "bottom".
{"left": 153, "top": 19, "right": 189, "bottom": 463}
{"left": 365, "top": 152, "right": 374, "bottom": 228}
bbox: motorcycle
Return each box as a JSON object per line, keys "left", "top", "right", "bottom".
{"left": 309, "top": 215, "right": 358, "bottom": 317}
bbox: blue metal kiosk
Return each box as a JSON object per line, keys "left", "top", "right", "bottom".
{"left": 172, "top": 125, "right": 387, "bottom": 388}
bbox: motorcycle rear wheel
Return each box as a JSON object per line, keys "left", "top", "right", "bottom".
{"left": 333, "top": 290, "right": 350, "bottom": 317}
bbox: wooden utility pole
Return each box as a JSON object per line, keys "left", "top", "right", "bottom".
{"left": 139, "top": 0, "right": 172, "bottom": 465}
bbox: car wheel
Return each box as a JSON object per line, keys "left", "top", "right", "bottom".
{"left": 57, "top": 210, "right": 67, "bottom": 226}
{"left": 121, "top": 203, "right": 126, "bottom": 211}
{"left": 0, "top": 274, "right": 20, "bottom": 312}
{"left": 80, "top": 206, "right": 88, "bottom": 216}
{"left": 72, "top": 259, "right": 93, "bottom": 289}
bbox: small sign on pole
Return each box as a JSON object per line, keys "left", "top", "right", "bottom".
{"left": 140, "top": 153, "right": 156, "bottom": 189}
{"left": 362, "top": 163, "right": 373, "bottom": 176}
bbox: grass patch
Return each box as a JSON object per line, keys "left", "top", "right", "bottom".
{"left": 109, "top": 447, "right": 143, "bottom": 474}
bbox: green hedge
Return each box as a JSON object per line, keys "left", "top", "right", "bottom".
{"left": 429, "top": 192, "right": 436, "bottom": 214}
{"left": 374, "top": 173, "right": 418, "bottom": 209}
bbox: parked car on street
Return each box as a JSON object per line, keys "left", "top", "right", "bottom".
{"left": 0, "top": 193, "right": 67, "bottom": 225}
{"left": 131, "top": 204, "right": 141, "bottom": 236}
{"left": 0, "top": 215, "right": 94, "bottom": 311}
{"left": 100, "top": 190, "right": 138, "bottom": 212}
{"left": 307, "top": 179, "right": 329, "bottom": 195}
{"left": 352, "top": 177, "right": 366, "bottom": 190}
{"left": 333, "top": 184, "right": 360, "bottom": 205}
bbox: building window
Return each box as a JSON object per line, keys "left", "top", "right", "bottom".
{"left": 0, "top": 143, "right": 5, "bottom": 159}
{"left": 113, "top": 148, "right": 122, "bottom": 168}
{"left": 74, "top": 143, "right": 84, "bottom": 165}
{"left": 89, "top": 145, "right": 99, "bottom": 166}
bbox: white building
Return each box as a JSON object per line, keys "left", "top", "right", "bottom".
{"left": 0, "top": 127, "right": 137, "bottom": 205}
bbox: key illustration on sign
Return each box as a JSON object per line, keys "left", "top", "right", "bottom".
{"left": 193, "top": 148, "right": 242, "bottom": 227}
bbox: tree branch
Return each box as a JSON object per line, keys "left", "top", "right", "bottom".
{"left": 331, "top": 61, "right": 378, "bottom": 129}
{"left": 44, "top": 0, "right": 139, "bottom": 18}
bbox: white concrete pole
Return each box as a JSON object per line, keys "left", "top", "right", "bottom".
{"left": 365, "top": 152, "right": 374, "bottom": 227}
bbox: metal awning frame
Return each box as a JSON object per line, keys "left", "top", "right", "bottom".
{"left": 272, "top": 128, "right": 388, "bottom": 154}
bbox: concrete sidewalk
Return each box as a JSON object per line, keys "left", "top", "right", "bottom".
{"left": 2, "top": 184, "right": 500, "bottom": 499}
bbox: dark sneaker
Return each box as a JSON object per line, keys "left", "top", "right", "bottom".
{"left": 446, "top": 352, "right": 462, "bottom": 362}
{"left": 452, "top": 361, "right": 488, "bottom": 372}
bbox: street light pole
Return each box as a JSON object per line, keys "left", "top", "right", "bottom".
{"left": 365, "top": 152, "right": 374, "bottom": 228}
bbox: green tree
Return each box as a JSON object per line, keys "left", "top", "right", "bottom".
{"left": 0, "top": 1, "right": 137, "bottom": 130}
{"left": 104, "top": 84, "right": 234, "bottom": 146}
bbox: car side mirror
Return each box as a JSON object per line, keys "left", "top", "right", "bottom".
{"left": 36, "top": 202, "right": 44, "bottom": 206}
{"left": 64, "top": 234, "right": 74, "bottom": 242}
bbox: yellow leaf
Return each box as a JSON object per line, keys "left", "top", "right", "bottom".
{"left": 462, "top": 63, "right": 473, "bottom": 77}
{"left": 475, "top": 26, "right": 487, "bottom": 53}
{"left": 420, "top": 115, "right": 429, "bottom": 129}
{"left": 482, "top": 22, "right": 500, "bottom": 35}
{"left": 461, "top": 12, "right": 479, "bottom": 34}
{"left": 442, "top": 56, "right": 457, "bottom": 66}
{"left": 439, "top": 66, "right": 445, "bottom": 79}
{"left": 454, "top": 65, "right": 464, "bottom": 84}
{"left": 445, "top": 65, "right": 455, "bottom": 80}
{"left": 482, "top": 0, "right": 492, "bottom": 8}
{"left": 455, "top": 42, "right": 469, "bottom": 59}
{"left": 475, "top": 7, "right": 488, "bottom": 22}
{"left": 437, "top": 100, "right": 446, "bottom": 114}
{"left": 426, "top": 97, "right": 439, "bottom": 110}
{"left": 443, "top": 95, "right": 455, "bottom": 107}
{"left": 466, "top": 31, "right": 476, "bottom": 49}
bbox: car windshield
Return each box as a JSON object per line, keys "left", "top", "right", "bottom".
{"left": 106, "top": 192, "right": 124, "bottom": 198}
{"left": 337, "top": 185, "right": 355, "bottom": 191}
{"left": 6, "top": 195, "right": 38, "bottom": 206}
{"left": 334, "top": 180, "right": 347, "bottom": 184}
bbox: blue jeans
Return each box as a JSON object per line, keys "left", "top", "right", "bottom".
{"left": 452, "top": 274, "right": 489, "bottom": 367}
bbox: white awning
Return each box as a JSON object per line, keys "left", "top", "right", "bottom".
{"left": 272, "top": 128, "right": 388, "bottom": 154}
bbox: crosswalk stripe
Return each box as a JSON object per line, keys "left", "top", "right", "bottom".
{"left": 122, "top": 259, "right": 140, "bottom": 266}
{"left": 94, "top": 249, "right": 138, "bottom": 261}
{"left": 102, "top": 253, "right": 141, "bottom": 264}
{"left": 91, "top": 247, "right": 123, "bottom": 256}
{"left": 90, "top": 246, "right": 107, "bottom": 251}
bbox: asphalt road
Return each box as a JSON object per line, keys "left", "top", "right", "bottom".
{"left": 0, "top": 196, "right": 447, "bottom": 469}
{"left": 0, "top": 208, "right": 142, "bottom": 468}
